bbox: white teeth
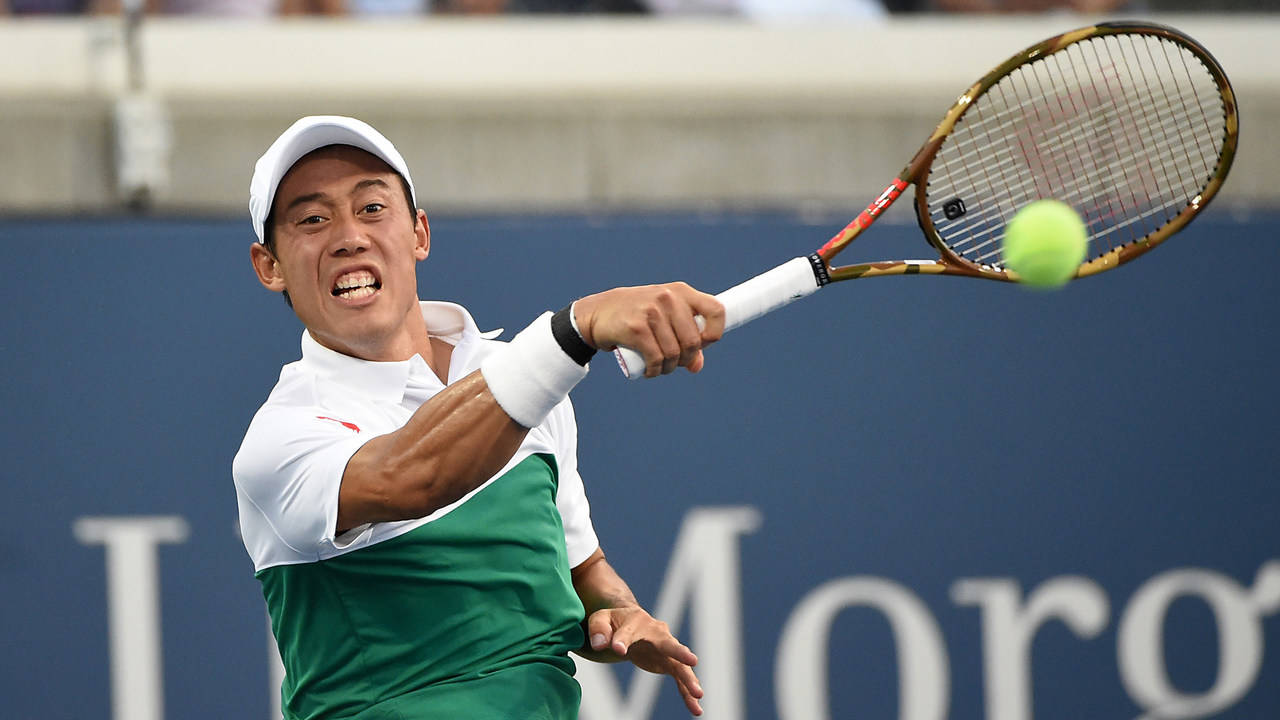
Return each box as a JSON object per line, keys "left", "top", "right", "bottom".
{"left": 337, "top": 285, "right": 376, "bottom": 300}
{"left": 334, "top": 270, "right": 376, "bottom": 290}
{"left": 333, "top": 270, "right": 379, "bottom": 300}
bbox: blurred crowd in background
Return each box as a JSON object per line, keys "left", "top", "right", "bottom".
{"left": 2, "top": 0, "right": 1268, "bottom": 19}
{"left": 3, "top": 0, "right": 899, "bottom": 16}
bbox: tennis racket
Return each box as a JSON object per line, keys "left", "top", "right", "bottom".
{"left": 615, "top": 21, "right": 1238, "bottom": 379}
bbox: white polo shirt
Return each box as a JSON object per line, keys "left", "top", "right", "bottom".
{"left": 232, "top": 302, "right": 600, "bottom": 720}
{"left": 232, "top": 300, "right": 600, "bottom": 574}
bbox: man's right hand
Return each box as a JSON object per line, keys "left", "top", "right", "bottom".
{"left": 572, "top": 283, "right": 726, "bottom": 378}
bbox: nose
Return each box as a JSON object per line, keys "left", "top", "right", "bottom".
{"left": 328, "top": 213, "right": 371, "bottom": 256}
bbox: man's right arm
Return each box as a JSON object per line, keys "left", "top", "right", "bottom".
{"left": 334, "top": 282, "right": 726, "bottom": 533}
{"left": 336, "top": 371, "right": 525, "bottom": 533}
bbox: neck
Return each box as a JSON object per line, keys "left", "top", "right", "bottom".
{"left": 310, "top": 303, "right": 438, "bottom": 367}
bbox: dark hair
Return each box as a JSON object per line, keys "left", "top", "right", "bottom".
{"left": 262, "top": 172, "right": 416, "bottom": 309}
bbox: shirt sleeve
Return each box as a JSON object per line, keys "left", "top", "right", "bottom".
{"left": 545, "top": 398, "right": 599, "bottom": 568}
{"left": 232, "top": 404, "right": 369, "bottom": 565}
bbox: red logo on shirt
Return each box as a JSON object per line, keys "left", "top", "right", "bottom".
{"left": 317, "top": 416, "right": 361, "bottom": 433}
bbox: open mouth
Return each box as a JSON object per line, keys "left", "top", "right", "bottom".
{"left": 332, "top": 270, "right": 381, "bottom": 300}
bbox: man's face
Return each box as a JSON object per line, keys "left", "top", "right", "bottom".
{"left": 251, "top": 145, "right": 430, "bottom": 361}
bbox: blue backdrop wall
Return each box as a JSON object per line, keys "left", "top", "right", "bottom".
{"left": 1, "top": 209, "right": 1277, "bottom": 720}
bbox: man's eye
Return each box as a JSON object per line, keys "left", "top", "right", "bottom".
{"left": 299, "top": 215, "right": 325, "bottom": 225}
{"left": 362, "top": 203, "right": 385, "bottom": 214}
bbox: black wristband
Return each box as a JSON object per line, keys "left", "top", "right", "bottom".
{"left": 551, "top": 304, "right": 597, "bottom": 366}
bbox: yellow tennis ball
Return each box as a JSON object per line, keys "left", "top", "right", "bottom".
{"left": 1002, "top": 200, "right": 1088, "bottom": 288}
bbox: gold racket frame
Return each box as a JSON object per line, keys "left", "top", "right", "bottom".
{"left": 816, "top": 21, "right": 1239, "bottom": 284}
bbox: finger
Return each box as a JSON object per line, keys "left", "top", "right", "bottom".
{"left": 646, "top": 312, "right": 682, "bottom": 376}
{"left": 662, "top": 282, "right": 722, "bottom": 350}
{"left": 632, "top": 287, "right": 679, "bottom": 377}
{"left": 656, "top": 636, "right": 698, "bottom": 668}
{"left": 685, "top": 349, "right": 705, "bottom": 374}
{"left": 665, "top": 301, "right": 706, "bottom": 371}
{"left": 619, "top": 305, "right": 665, "bottom": 379}
{"left": 609, "top": 624, "right": 638, "bottom": 657}
{"left": 688, "top": 293, "right": 726, "bottom": 344}
{"left": 618, "top": 321, "right": 664, "bottom": 380}
{"left": 672, "top": 659, "right": 703, "bottom": 697}
{"left": 671, "top": 661, "right": 704, "bottom": 716}
{"left": 681, "top": 684, "right": 704, "bottom": 717}
{"left": 585, "top": 611, "right": 614, "bottom": 652}
{"left": 686, "top": 681, "right": 706, "bottom": 712}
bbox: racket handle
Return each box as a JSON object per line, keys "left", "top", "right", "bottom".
{"left": 614, "top": 255, "right": 824, "bottom": 379}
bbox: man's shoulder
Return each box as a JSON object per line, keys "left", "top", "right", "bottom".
{"left": 257, "top": 359, "right": 321, "bottom": 411}
{"left": 233, "top": 360, "right": 365, "bottom": 485}
{"left": 237, "top": 360, "right": 336, "bottom": 449}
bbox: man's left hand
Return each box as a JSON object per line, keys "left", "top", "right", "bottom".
{"left": 585, "top": 606, "right": 704, "bottom": 716}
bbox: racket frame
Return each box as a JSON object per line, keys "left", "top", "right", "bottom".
{"left": 614, "top": 22, "right": 1239, "bottom": 379}
{"left": 814, "top": 21, "right": 1239, "bottom": 286}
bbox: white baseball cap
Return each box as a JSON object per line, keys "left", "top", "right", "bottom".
{"left": 248, "top": 115, "right": 417, "bottom": 244}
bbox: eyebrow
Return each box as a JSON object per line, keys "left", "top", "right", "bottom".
{"left": 353, "top": 178, "right": 392, "bottom": 193}
{"left": 282, "top": 191, "right": 325, "bottom": 214}
{"left": 280, "top": 178, "right": 393, "bottom": 215}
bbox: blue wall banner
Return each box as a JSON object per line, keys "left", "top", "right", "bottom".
{"left": 1, "top": 210, "right": 1277, "bottom": 720}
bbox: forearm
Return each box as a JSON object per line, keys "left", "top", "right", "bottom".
{"left": 337, "top": 282, "right": 723, "bottom": 532}
{"left": 337, "top": 370, "right": 529, "bottom": 531}
{"left": 569, "top": 548, "right": 704, "bottom": 717}
{"left": 338, "top": 310, "right": 594, "bottom": 531}
{"left": 572, "top": 550, "right": 640, "bottom": 615}
{"left": 571, "top": 550, "right": 644, "bottom": 660}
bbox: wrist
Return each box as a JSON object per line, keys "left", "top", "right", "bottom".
{"left": 568, "top": 294, "right": 599, "bottom": 349}
{"left": 480, "top": 311, "right": 590, "bottom": 429}
{"left": 552, "top": 303, "right": 597, "bottom": 365}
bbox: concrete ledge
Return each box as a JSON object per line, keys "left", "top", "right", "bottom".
{"left": 1, "top": 15, "right": 1276, "bottom": 213}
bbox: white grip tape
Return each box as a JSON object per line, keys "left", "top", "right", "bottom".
{"left": 614, "top": 256, "right": 822, "bottom": 379}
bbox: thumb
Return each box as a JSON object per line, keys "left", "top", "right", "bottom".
{"left": 586, "top": 610, "right": 615, "bottom": 651}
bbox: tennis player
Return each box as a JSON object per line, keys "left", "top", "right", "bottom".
{"left": 232, "top": 116, "right": 720, "bottom": 720}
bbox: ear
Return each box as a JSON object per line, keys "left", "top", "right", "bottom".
{"left": 250, "top": 242, "right": 287, "bottom": 293}
{"left": 413, "top": 209, "right": 431, "bottom": 262}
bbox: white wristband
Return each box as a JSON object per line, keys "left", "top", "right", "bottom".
{"left": 481, "top": 311, "right": 590, "bottom": 428}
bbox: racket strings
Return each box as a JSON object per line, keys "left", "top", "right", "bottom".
{"left": 1111, "top": 34, "right": 1213, "bottom": 224}
{"left": 960, "top": 40, "right": 1210, "bottom": 257}
{"left": 938, "top": 73, "right": 1222, "bottom": 191}
{"left": 954, "top": 40, "right": 1218, "bottom": 260}
{"left": 960, "top": 37, "right": 1221, "bottom": 264}
{"left": 955, "top": 37, "right": 1218, "bottom": 257}
{"left": 923, "top": 32, "right": 1227, "bottom": 270}
{"left": 938, "top": 99, "right": 1215, "bottom": 246}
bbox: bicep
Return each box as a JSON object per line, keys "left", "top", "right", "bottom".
{"left": 334, "top": 370, "right": 530, "bottom": 533}
{"left": 335, "top": 432, "right": 402, "bottom": 533}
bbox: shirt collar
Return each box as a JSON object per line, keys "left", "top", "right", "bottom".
{"left": 298, "top": 301, "right": 500, "bottom": 403}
